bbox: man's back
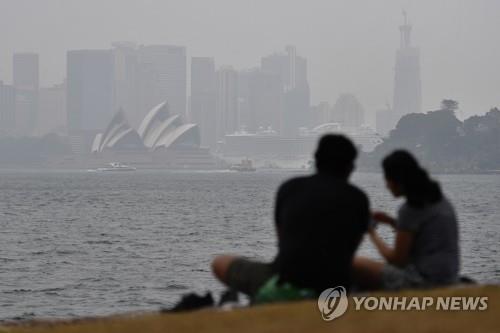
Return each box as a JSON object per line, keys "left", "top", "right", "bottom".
{"left": 274, "top": 173, "right": 369, "bottom": 293}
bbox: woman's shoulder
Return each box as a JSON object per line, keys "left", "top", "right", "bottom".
{"left": 398, "top": 201, "right": 416, "bottom": 216}
{"left": 435, "top": 196, "right": 457, "bottom": 216}
{"left": 399, "top": 196, "right": 456, "bottom": 220}
{"left": 397, "top": 202, "right": 423, "bottom": 231}
{"left": 397, "top": 199, "right": 437, "bottom": 221}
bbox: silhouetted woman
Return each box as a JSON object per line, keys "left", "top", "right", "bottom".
{"left": 353, "top": 150, "right": 459, "bottom": 290}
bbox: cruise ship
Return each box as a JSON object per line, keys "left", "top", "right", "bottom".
{"left": 222, "top": 124, "right": 382, "bottom": 169}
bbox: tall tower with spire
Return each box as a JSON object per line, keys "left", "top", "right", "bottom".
{"left": 393, "top": 11, "right": 422, "bottom": 118}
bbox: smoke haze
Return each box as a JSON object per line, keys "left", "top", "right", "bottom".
{"left": 1, "top": 0, "right": 499, "bottom": 122}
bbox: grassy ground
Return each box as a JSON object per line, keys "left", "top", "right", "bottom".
{"left": 2, "top": 285, "right": 499, "bottom": 333}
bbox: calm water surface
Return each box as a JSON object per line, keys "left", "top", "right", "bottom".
{"left": 0, "top": 170, "right": 498, "bottom": 320}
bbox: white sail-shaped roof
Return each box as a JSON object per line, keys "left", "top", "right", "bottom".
{"left": 103, "top": 128, "right": 135, "bottom": 150}
{"left": 154, "top": 124, "right": 199, "bottom": 150}
{"left": 91, "top": 110, "right": 144, "bottom": 152}
{"left": 101, "top": 123, "right": 128, "bottom": 150}
{"left": 90, "top": 101, "right": 200, "bottom": 153}
{"left": 91, "top": 133, "right": 103, "bottom": 153}
{"left": 138, "top": 101, "right": 169, "bottom": 139}
{"left": 143, "top": 115, "right": 181, "bottom": 148}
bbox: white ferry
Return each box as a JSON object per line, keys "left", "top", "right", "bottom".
{"left": 96, "top": 162, "right": 137, "bottom": 172}
{"left": 229, "top": 158, "right": 256, "bottom": 172}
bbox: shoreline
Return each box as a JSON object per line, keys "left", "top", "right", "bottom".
{"left": 2, "top": 285, "right": 499, "bottom": 333}
{"left": 0, "top": 166, "right": 498, "bottom": 176}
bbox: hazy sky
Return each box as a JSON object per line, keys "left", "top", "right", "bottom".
{"left": 1, "top": 0, "right": 499, "bottom": 122}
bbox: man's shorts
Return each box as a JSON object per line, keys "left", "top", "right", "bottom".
{"left": 381, "top": 264, "right": 426, "bottom": 290}
{"left": 226, "top": 258, "right": 275, "bottom": 297}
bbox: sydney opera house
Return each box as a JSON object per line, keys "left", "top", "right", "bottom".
{"left": 90, "top": 101, "right": 219, "bottom": 169}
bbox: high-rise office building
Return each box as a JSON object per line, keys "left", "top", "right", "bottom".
{"left": 66, "top": 50, "right": 114, "bottom": 136}
{"left": 0, "top": 81, "right": 16, "bottom": 136}
{"left": 237, "top": 69, "right": 253, "bottom": 131}
{"left": 13, "top": 53, "right": 39, "bottom": 136}
{"left": 191, "top": 57, "right": 216, "bottom": 149}
{"left": 136, "top": 45, "right": 187, "bottom": 120}
{"left": 112, "top": 42, "right": 141, "bottom": 126}
{"left": 261, "top": 46, "right": 310, "bottom": 136}
{"left": 261, "top": 45, "right": 308, "bottom": 91}
{"left": 216, "top": 67, "right": 239, "bottom": 141}
{"left": 332, "top": 93, "right": 365, "bottom": 129}
{"left": 393, "top": 12, "right": 422, "bottom": 118}
{"left": 67, "top": 50, "right": 115, "bottom": 154}
{"left": 309, "top": 102, "right": 332, "bottom": 128}
{"left": 238, "top": 69, "right": 283, "bottom": 134}
{"left": 13, "top": 53, "right": 39, "bottom": 90}
{"left": 67, "top": 50, "right": 114, "bottom": 132}
{"left": 284, "top": 82, "right": 310, "bottom": 135}
{"left": 38, "top": 82, "right": 66, "bottom": 136}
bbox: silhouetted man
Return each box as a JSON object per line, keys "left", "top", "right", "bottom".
{"left": 212, "top": 134, "right": 369, "bottom": 297}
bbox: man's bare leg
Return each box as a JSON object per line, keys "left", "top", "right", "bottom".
{"left": 211, "top": 255, "right": 238, "bottom": 286}
{"left": 352, "top": 256, "right": 385, "bottom": 290}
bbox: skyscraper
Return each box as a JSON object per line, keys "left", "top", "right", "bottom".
{"left": 13, "top": 53, "right": 39, "bottom": 136}
{"left": 191, "top": 57, "right": 216, "bottom": 149}
{"left": 136, "top": 45, "right": 187, "bottom": 120}
{"left": 112, "top": 42, "right": 141, "bottom": 126}
{"left": 66, "top": 50, "right": 115, "bottom": 154}
{"left": 238, "top": 69, "right": 283, "bottom": 134}
{"left": 261, "top": 46, "right": 310, "bottom": 136}
{"left": 309, "top": 102, "right": 332, "bottom": 128}
{"left": 216, "top": 67, "right": 239, "bottom": 141}
{"left": 393, "top": 12, "right": 422, "bottom": 118}
{"left": 38, "top": 82, "right": 66, "bottom": 136}
{"left": 0, "top": 81, "right": 16, "bottom": 136}
{"left": 66, "top": 49, "right": 114, "bottom": 132}
{"left": 332, "top": 93, "right": 365, "bottom": 129}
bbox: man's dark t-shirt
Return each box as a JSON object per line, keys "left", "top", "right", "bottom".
{"left": 273, "top": 173, "right": 369, "bottom": 293}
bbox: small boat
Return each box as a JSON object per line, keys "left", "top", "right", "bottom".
{"left": 97, "top": 162, "right": 136, "bottom": 172}
{"left": 229, "top": 158, "right": 256, "bottom": 172}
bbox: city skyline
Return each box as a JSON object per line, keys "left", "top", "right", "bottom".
{"left": 0, "top": 2, "right": 499, "bottom": 325}
{"left": 1, "top": 0, "right": 499, "bottom": 122}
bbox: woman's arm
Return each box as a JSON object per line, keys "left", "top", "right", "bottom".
{"left": 372, "top": 211, "right": 397, "bottom": 228}
{"left": 369, "top": 228, "right": 414, "bottom": 267}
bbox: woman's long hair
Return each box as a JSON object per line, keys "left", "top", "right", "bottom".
{"left": 382, "top": 150, "right": 442, "bottom": 208}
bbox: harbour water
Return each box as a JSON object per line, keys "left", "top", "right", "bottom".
{"left": 0, "top": 170, "right": 498, "bottom": 320}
